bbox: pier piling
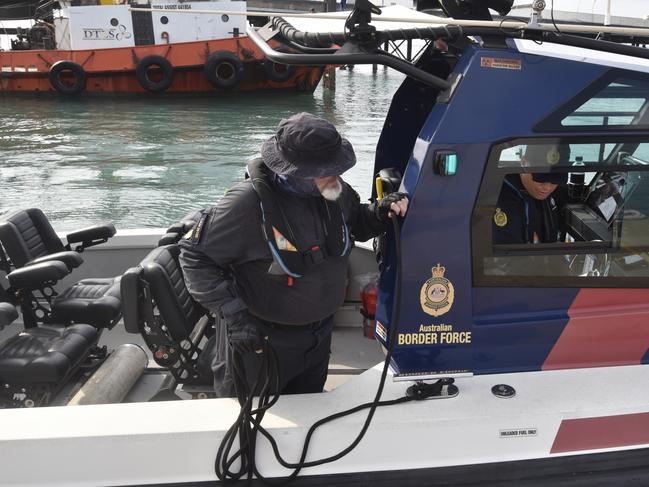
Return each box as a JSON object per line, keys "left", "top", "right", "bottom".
{"left": 324, "top": 65, "right": 336, "bottom": 91}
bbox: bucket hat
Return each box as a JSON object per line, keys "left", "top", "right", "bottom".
{"left": 261, "top": 112, "right": 356, "bottom": 178}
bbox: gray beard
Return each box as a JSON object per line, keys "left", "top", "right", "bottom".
{"left": 320, "top": 180, "right": 343, "bottom": 201}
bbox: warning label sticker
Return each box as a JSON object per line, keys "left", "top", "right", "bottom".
{"left": 499, "top": 428, "right": 538, "bottom": 438}
{"left": 481, "top": 57, "right": 522, "bottom": 70}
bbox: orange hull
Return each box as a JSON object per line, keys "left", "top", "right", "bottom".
{"left": 0, "top": 36, "right": 323, "bottom": 94}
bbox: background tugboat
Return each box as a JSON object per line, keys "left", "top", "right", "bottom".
{"left": 0, "top": 0, "right": 323, "bottom": 94}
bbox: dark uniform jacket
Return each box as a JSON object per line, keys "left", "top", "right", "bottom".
{"left": 493, "top": 175, "right": 562, "bottom": 245}
{"left": 179, "top": 178, "right": 386, "bottom": 325}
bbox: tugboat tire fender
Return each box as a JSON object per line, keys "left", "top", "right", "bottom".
{"left": 263, "top": 51, "right": 296, "bottom": 83}
{"left": 204, "top": 51, "right": 244, "bottom": 89}
{"left": 136, "top": 55, "right": 174, "bottom": 93}
{"left": 48, "top": 61, "right": 86, "bottom": 95}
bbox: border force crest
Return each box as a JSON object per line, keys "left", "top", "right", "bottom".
{"left": 494, "top": 207, "right": 508, "bottom": 227}
{"left": 420, "top": 264, "right": 455, "bottom": 317}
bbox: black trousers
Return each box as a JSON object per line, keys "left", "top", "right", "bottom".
{"left": 211, "top": 316, "right": 333, "bottom": 397}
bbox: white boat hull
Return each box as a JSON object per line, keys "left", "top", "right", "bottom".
{"left": 2, "top": 363, "right": 648, "bottom": 485}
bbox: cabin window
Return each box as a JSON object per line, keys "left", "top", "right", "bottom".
{"left": 472, "top": 137, "right": 649, "bottom": 287}
{"left": 535, "top": 73, "right": 649, "bottom": 131}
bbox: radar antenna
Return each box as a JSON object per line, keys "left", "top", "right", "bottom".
{"left": 344, "top": 0, "right": 382, "bottom": 38}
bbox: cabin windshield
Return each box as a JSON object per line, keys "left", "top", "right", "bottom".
{"left": 536, "top": 74, "right": 649, "bottom": 131}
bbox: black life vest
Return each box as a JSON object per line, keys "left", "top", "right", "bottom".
{"left": 247, "top": 158, "right": 351, "bottom": 278}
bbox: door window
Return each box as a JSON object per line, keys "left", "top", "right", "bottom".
{"left": 473, "top": 137, "right": 649, "bottom": 287}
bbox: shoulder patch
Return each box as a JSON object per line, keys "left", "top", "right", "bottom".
{"left": 182, "top": 212, "right": 208, "bottom": 244}
{"left": 192, "top": 212, "right": 208, "bottom": 244}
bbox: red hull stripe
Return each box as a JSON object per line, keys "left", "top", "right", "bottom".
{"left": 543, "top": 289, "right": 649, "bottom": 370}
{"left": 551, "top": 412, "right": 649, "bottom": 453}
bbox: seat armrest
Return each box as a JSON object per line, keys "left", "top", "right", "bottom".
{"left": 66, "top": 223, "right": 116, "bottom": 251}
{"left": 7, "top": 261, "right": 70, "bottom": 290}
{"left": 0, "top": 302, "right": 18, "bottom": 328}
{"left": 28, "top": 251, "right": 84, "bottom": 271}
{"left": 121, "top": 266, "right": 143, "bottom": 334}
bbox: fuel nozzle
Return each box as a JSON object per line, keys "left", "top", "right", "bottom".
{"left": 375, "top": 176, "right": 384, "bottom": 201}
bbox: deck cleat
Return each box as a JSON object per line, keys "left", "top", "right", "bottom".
{"left": 406, "top": 377, "right": 459, "bottom": 400}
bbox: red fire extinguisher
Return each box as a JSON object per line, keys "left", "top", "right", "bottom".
{"left": 360, "top": 280, "right": 378, "bottom": 340}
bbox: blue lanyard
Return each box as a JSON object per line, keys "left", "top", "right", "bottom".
{"left": 503, "top": 178, "right": 531, "bottom": 240}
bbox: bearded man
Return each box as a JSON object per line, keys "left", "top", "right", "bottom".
{"left": 179, "top": 112, "right": 408, "bottom": 396}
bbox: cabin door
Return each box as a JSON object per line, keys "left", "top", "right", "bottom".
{"left": 471, "top": 137, "right": 649, "bottom": 374}
{"left": 131, "top": 6, "right": 155, "bottom": 46}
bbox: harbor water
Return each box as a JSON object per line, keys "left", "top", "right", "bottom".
{"left": 0, "top": 66, "right": 405, "bottom": 231}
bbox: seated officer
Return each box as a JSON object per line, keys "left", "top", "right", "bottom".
{"left": 493, "top": 144, "right": 569, "bottom": 244}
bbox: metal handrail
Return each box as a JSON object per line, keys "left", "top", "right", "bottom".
{"left": 246, "top": 24, "right": 452, "bottom": 90}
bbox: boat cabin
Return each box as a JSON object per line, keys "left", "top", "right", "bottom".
{"left": 370, "top": 38, "right": 649, "bottom": 379}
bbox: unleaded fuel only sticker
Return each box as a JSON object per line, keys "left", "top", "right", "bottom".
{"left": 500, "top": 428, "right": 538, "bottom": 438}
{"left": 481, "top": 57, "right": 522, "bottom": 70}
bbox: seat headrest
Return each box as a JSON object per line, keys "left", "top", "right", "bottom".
{"left": 157, "top": 232, "right": 181, "bottom": 247}
{"left": 0, "top": 208, "right": 64, "bottom": 267}
{"left": 166, "top": 209, "right": 203, "bottom": 234}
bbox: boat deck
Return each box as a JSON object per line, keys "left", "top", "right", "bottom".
{"left": 2, "top": 362, "right": 649, "bottom": 486}
{"left": 98, "top": 322, "right": 385, "bottom": 400}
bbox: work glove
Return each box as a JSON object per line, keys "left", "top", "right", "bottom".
{"left": 224, "top": 310, "right": 266, "bottom": 354}
{"left": 373, "top": 192, "right": 409, "bottom": 222}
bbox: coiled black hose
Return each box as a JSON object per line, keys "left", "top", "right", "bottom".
{"left": 215, "top": 215, "right": 417, "bottom": 485}
{"left": 270, "top": 16, "right": 467, "bottom": 48}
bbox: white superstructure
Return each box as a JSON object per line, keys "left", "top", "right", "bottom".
{"left": 52, "top": 0, "right": 247, "bottom": 50}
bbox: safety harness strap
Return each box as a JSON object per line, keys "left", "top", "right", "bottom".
{"left": 247, "top": 158, "right": 350, "bottom": 278}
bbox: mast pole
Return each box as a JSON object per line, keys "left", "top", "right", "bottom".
{"left": 605, "top": 0, "right": 612, "bottom": 26}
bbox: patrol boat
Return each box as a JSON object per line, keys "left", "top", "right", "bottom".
{"left": 2, "top": 0, "right": 649, "bottom": 485}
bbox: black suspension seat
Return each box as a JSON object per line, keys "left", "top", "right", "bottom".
{"left": 0, "top": 301, "right": 98, "bottom": 407}
{"left": 121, "top": 244, "right": 212, "bottom": 385}
{"left": 51, "top": 278, "right": 121, "bottom": 329}
{"left": 0, "top": 208, "right": 121, "bottom": 330}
